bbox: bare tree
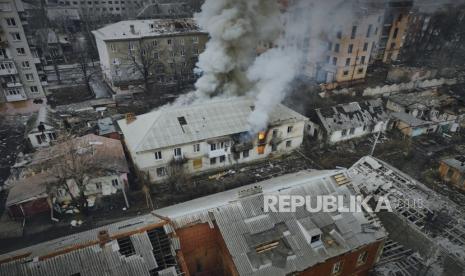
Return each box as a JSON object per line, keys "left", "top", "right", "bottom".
{"left": 74, "top": 42, "right": 94, "bottom": 94}
{"left": 165, "top": 158, "right": 191, "bottom": 193}
{"left": 44, "top": 135, "right": 98, "bottom": 214}
{"left": 126, "top": 39, "right": 159, "bottom": 93}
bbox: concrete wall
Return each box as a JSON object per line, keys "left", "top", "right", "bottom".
{"left": 362, "top": 78, "right": 459, "bottom": 97}
{"left": 135, "top": 120, "right": 306, "bottom": 182}
{"left": 328, "top": 121, "right": 388, "bottom": 144}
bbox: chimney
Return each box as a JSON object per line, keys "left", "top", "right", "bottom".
{"left": 130, "top": 24, "right": 135, "bottom": 35}
{"left": 97, "top": 230, "right": 110, "bottom": 247}
{"left": 125, "top": 113, "right": 136, "bottom": 124}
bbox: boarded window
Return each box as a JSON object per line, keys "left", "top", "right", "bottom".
{"left": 193, "top": 158, "right": 202, "bottom": 169}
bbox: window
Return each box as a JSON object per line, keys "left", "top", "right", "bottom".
{"left": 287, "top": 126, "right": 293, "bottom": 133}
{"left": 351, "top": 26, "right": 357, "bottom": 39}
{"left": 167, "top": 39, "right": 172, "bottom": 45}
{"left": 192, "top": 37, "right": 199, "bottom": 43}
{"left": 128, "top": 42, "right": 135, "bottom": 51}
{"left": 25, "top": 73, "right": 34, "bottom": 81}
{"left": 343, "top": 70, "right": 349, "bottom": 76}
{"left": 210, "top": 157, "right": 217, "bottom": 165}
{"left": 152, "top": 40, "right": 158, "bottom": 47}
{"left": 366, "top": 24, "right": 372, "bottom": 38}
{"left": 326, "top": 55, "right": 331, "bottom": 64}
{"left": 95, "top": 182, "right": 102, "bottom": 190}
{"left": 334, "top": 43, "right": 340, "bottom": 53}
{"left": 174, "top": 148, "right": 182, "bottom": 157}
{"left": 345, "top": 58, "right": 350, "bottom": 66}
{"left": 349, "top": 128, "right": 355, "bottom": 135}
{"left": 193, "top": 143, "right": 200, "bottom": 152}
{"left": 271, "top": 144, "right": 277, "bottom": 152}
{"left": 35, "top": 134, "right": 45, "bottom": 144}
{"left": 332, "top": 57, "right": 337, "bottom": 65}
{"left": 30, "top": 86, "right": 39, "bottom": 93}
{"left": 111, "top": 179, "right": 119, "bottom": 187}
{"left": 361, "top": 56, "right": 366, "bottom": 64}
{"left": 357, "top": 251, "right": 368, "bottom": 266}
{"left": 336, "top": 30, "right": 342, "bottom": 39}
{"left": 110, "top": 44, "right": 116, "bottom": 52}
{"left": 16, "top": 48, "right": 26, "bottom": 55}
{"left": 310, "top": 234, "right": 321, "bottom": 243}
{"left": 180, "top": 38, "right": 185, "bottom": 45}
{"left": 219, "top": 155, "right": 225, "bottom": 163}
{"left": 358, "top": 67, "right": 364, "bottom": 74}
{"left": 243, "top": 150, "right": 249, "bottom": 158}
{"left": 47, "top": 132, "right": 57, "bottom": 140}
{"left": 327, "top": 42, "right": 332, "bottom": 51}
{"left": 332, "top": 261, "right": 343, "bottom": 274}
{"left": 341, "top": 129, "right": 347, "bottom": 136}
{"left": 393, "top": 27, "right": 399, "bottom": 39}
{"left": 286, "top": 140, "right": 292, "bottom": 148}
{"left": 10, "top": 32, "right": 20, "bottom": 41}
{"left": 153, "top": 52, "right": 159, "bottom": 60}
{"left": 180, "top": 49, "right": 185, "bottom": 56}
{"left": 363, "top": 42, "right": 368, "bottom": 51}
{"left": 348, "top": 44, "right": 353, "bottom": 54}
{"left": 154, "top": 151, "right": 162, "bottom": 160}
{"left": 210, "top": 143, "right": 216, "bottom": 151}
{"left": 156, "top": 167, "right": 167, "bottom": 177}
{"left": 390, "top": 42, "right": 396, "bottom": 49}
{"left": 5, "top": 18, "right": 16, "bottom": 26}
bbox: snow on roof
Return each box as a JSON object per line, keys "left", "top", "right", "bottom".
{"left": 391, "top": 112, "right": 432, "bottom": 127}
{"left": 92, "top": 18, "right": 203, "bottom": 41}
{"left": 118, "top": 97, "right": 308, "bottom": 153}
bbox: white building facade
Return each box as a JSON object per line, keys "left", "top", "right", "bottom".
{"left": 118, "top": 98, "right": 308, "bottom": 182}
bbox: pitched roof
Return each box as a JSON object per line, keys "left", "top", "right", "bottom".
{"left": 5, "top": 172, "right": 57, "bottom": 206}
{"left": 30, "top": 134, "right": 129, "bottom": 173}
{"left": 118, "top": 97, "right": 308, "bottom": 153}
{"left": 391, "top": 112, "right": 432, "bottom": 127}
{"left": 441, "top": 156, "right": 465, "bottom": 173}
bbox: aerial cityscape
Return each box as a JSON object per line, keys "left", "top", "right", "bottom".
{"left": 0, "top": 0, "right": 465, "bottom": 275}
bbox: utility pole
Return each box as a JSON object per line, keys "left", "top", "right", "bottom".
{"left": 370, "top": 122, "right": 384, "bottom": 156}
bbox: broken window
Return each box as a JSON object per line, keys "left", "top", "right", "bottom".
{"left": 332, "top": 261, "right": 343, "bottom": 274}
{"left": 219, "top": 155, "right": 225, "bottom": 163}
{"left": 358, "top": 67, "right": 364, "bottom": 74}
{"left": 156, "top": 167, "right": 167, "bottom": 177}
{"left": 243, "top": 150, "right": 249, "bottom": 158}
{"left": 357, "top": 251, "right": 368, "bottom": 266}
{"left": 154, "top": 151, "right": 162, "bottom": 160}
{"left": 287, "top": 126, "right": 293, "bottom": 133}
{"left": 210, "top": 157, "right": 216, "bottom": 165}
{"left": 343, "top": 70, "right": 349, "bottom": 76}
{"left": 117, "top": 236, "right": 136, "bottom": 257}
{"left": 286, "top": 140, "right": 292, "bottom": 148}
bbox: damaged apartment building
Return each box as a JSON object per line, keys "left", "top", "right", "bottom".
{"left": 4, "top": 134, "right": 129, "bottom": 218}
{"left": 349, "top": 156, "right": 465, "bottom": 275}
{"left": 387, "top": 89, "right": 465, "bottom": 137}
{"left": 0, "top": 168, "right": 387, "bottom": 276}
{"left": 439, "top": 156, "right": 465, "bottom": 191}
{"left": 308, "top": 99, "right": 389, "bottom": 144}
{"left": 92, "top": 18, "right": 208, "bottom": 95}
{"left": 118, "top": 97, "right": 308, "bottom": 182}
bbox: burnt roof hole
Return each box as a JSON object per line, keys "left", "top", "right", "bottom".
{"left": 117, "top": 236, "right": 136, "bottom": 257}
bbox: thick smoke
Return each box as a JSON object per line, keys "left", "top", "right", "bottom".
{"left": 188, "top": 0, "right": 357, "bottom": 133}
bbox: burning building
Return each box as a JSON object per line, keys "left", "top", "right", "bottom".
{"left": 117, "top": 97, "right": 308, "bottom": 182}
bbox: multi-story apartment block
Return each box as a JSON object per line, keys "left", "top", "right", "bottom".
{"left": 93, "top": 18, "right": 207, "bottom": 94}
{"left": 309, "top": 1, "right": 384, "bottom": 85}
{"left": 376, "top": 0, "right": 413, "bottom": 63}
{"left": 0, "top": 0, "right": 45, "bottom": 113}
{"left": 118, "top": 97, "right": 308, "bottom": 182}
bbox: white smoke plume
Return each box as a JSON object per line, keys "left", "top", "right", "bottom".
{"left": 184, "top": 0, "right": 358, "bottom": 133}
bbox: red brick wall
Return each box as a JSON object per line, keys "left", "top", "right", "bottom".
{"left": 8, "top": 197, "right": 50, "bottom": 218}
{"left": 300, "top": 240, "right": 385, "bottom": 276}
{"left": 177, "top": 223, "right": 238, "bottom": 276}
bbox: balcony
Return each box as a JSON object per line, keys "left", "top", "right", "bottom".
{"left": 6, "top": 82, "right": 22, "bottom": 88}
{"left": 33, "top": 57, "right": 41, "bottom": 64}
{"left": 209, "top": 148, "right": 228, "bottom": 158}
{"left": 41, "top": 81, "right": 48, "bottom": 86}
{"left": 0, "top": 62, "right": 17, "bottom": 75}
{"left": 5, "top": 92, "right": 27, "bottom": 102}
